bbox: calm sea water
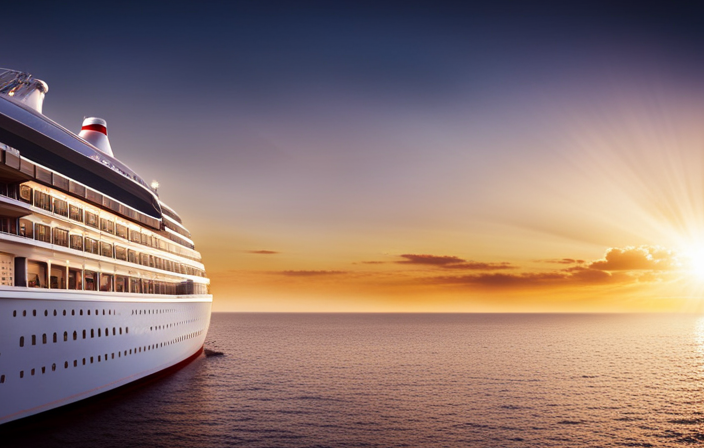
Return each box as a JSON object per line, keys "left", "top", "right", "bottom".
{"left": 6, "top": 313, "right": 704, "bottom": 447}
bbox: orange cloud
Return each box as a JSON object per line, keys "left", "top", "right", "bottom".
{"left": 539, "top": 258, "right": 585, "bottom": 265}
{"left": 398, "top": 254, "right": 465, "bottom": 265}
{"left": 278, "top": 270, "right": 348, "bottom": 277}
{"left": 588, "top": 246, "right": 680, "bottom": 271}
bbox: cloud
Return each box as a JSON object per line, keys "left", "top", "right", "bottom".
{"left": 398, "top": 254, "right": 466, "bottom": 265}
{"left": 397, "top": 253, "right": 516, "bottom": 270}
{"left": 588, "top": 246, "right": 680, "bottom": 271}
{"left": 278, "top": 270, "right": 348, "bottom": 277}
{"left": 360, "top": 261, "right": 385, "bottom": 264}
{"left": 539, "top": 258, "right": 585, "bottom": 265}
{"left": 249, "top": 250, "right": 279, "bottom": 255}
{"left": 440, "top": 261, "right": 516, "bottom": 270}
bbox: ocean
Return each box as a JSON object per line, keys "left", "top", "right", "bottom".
{"left": 5, "top": 312, "right": 704, "bottom": 447}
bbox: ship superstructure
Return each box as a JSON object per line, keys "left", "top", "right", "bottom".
{"left": 0, "top": 69, "right": 212, "bottom": 425}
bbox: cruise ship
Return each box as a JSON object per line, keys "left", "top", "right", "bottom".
{"left": 0, "top": 69, "right": 212, "bottom": 425}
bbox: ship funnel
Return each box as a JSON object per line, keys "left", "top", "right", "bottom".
{"left": 78, "top": 117, "right": 114, "bottom": 157}
{"left": 0, "top": 69, "right": 49, "bottom": 113}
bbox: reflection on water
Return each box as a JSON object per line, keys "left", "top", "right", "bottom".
{"left": 7, "top": 313, "right": 704, "bottom": 447}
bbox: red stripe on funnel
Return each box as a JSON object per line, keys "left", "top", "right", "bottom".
{"left": 81, "top": 124, "right": 107, "bottom": 135}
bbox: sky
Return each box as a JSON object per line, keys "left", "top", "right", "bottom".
{"left": 6, "top": 1, "right": 704, "bottom": 312}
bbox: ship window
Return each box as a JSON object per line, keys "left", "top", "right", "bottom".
{"left": 42, "top": 334, "right": 46, "bottom": 344}
{"left": 101, "top": 241, "right": 113, "bottom": 258}
{"left": 129, "top": 229, "right": 141, "bottom": 243}
{"left": 115, "top": 275, "right": 127, "bottom": 293}
{"left": 74, "top": 360, "right": 77, "bottom": 367}
{"left": 115, "top": 245, "right": 127, "bottom": 261}
{"left": 35, "top": 191, "right": 51, "bottom": 211}
{"left": 120, "top": 327, "right": 123, "bottom": 335}
{"left": 1, "top": 374, "right": 5, "bottom": 383}
{"left": 34, "top": 223, "right": 51, "bottom": 243}
{"left": 32, "top": 335, "right": 36, "bottom": 345}
{"left": 53, "top": 198, "right": 68, "bottom": 217}
{"left": 18, "top": 218, "right": 32, "bottom": 238}
{"left": 84, "top": 271, "right": 97, "bottom": 291}
{"left": 19, "top": 336, "right": 24, "bottom": 347}
{"left": 50, "top": 265, "right": 67, "bottom": 289}
{"left": 53, "top": 332, "right": 57, "bottom": 343}
{"left": 68, "top": 268, "right": 82, "bottom": 290}
{"left": 116, "top": 224, "right": 127, "bottom": 239}
{"left": 19, "top": 185, "right": 32, "bottom": 203}
{"left": 100, "top": 274, "right": 113, "bottom": 292}
{"left": 85, "top": 211, "right": 98, "bottom": 229}
{"left": 69, "top": 204, "right": 83, "bottom": 222}
{"left": 64, "top": 361, "right": 68, "bottom": 369}
{"left": 41, "top": 367, "right": 45, "bottom": 374}
{"left": 27, "top": 260, "right": 48, "bottom": 288}
{"left": 100, "top": 218, "right": 114, "bottom": 234}
{"left": 90, "top": 357, "right": 93, "bottom": 363}
{"left": 85, "top": 237, "right": 99, "bottom": 255}
{"left": 128, "top": 250, "right": 138, "bottom": 264}
{"left": 82, "top": 329, "right": 86, "bottom": 339}
{"left": 53, "top": 228, "right": 69, "bottom": 247}
{"left": 141, "top": 233, "right": 148, "bottom": 245}
{"left": 52, "top": 363, "right": 56, "bottom": 371}
{"left": 70, "top": 234, "right": 83, "bottom": 251}
{"left": 113, "top": 327, "right": 116, "bottom": 335}
{"left": 63, "top": 331, "right": 67, "bottom": 341}
{"left": 53, "top": 309, "right": 57, "bottom": 316}
{"left": 20, "top": 371, "right": 23, "bottom": 378}
{"left": 73, "top": 331, "right": 77, "bottom": 340}
{"left": 140, "top": 253, "right": 149, "bottom": 266}
{"left": 83, "top": 358, "right": 85, "bottom": 365}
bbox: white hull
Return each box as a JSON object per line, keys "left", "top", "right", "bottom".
{"left": 0, "top": 289, "right": 212, "bottom": 424}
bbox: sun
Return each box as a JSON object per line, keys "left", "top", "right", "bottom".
{"left": 684, "top": 245, "right": 704, "bottom": 283}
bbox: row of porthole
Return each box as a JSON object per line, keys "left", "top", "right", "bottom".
{"left": 19, "top": 327, "right": 128, "bottom": 347}
{"left": 2, "top": 328, "right": 205, "bottom": 383}
{"left": 151, "top": 317, "right": 200, "bottom": 332}
{"left": 131, "top": 309, "right": 175, "bottom": 315}
{"left": 13, "top": 308, "right": 117, "bottom": 317}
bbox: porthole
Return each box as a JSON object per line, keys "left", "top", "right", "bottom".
{"left": 105, "top": 327, "right": 109, "bottom": 336}
{"left": 91, "top": 329, "right": 94, "bottom": 338}
{"left": 126, "top": 327, "right": 129, "bottom": 334}
{"left": 98, "top": 328, "right": 101, "bottom": 337}
{"left": 54, "top": 310, "right": 57, "bottom": 316}
{"left": 73, "top": 331, "right": 77, "bottom": 341}
{"left": 74, "top": 360, "right": 77, "bottom": 367}
{"left": 82, "top": 358, "right": 85, "bottom": 365}
{"left": 41, "top": 367, "right": 45, "bottom": 374}
{"left": 52, "top": 363, "right": 56, "bottom": 372}
{"left": 31, "top": 369, "right": 35, "bottom": 376}
{"left": 87, "top": 310, "right": 90, "bottom": 316}
{"left": 64, "top": 331, "right": 68, "bottom": 342}
{"left": 64, "top": 362, "right": 68, "bottom": 369}
{"left": 90, "top": 357, "right": 93, "bottom": 363}
{"left": 44, "top": 310, "right": 48, "bottom": 317}
{"left": 33, "top": 310, "right": 36, "bottom": 316}
{"left": 20, "top": 371, "right": 23, "bottom": 378}
{"left": 98, "top": 356, "right": 101, "bottom": 362}
{"left": 80, "top": 310, "right": 83, "bottom": 316}
{"left": 72, "top": 310, "right": 75, "bottom": 316}
{"left": 53, "top": 333, "right": 57, "bottom": 343}
{"left": 82, "top": 330, "right": 86, "bottom": 339}
{"left": 95, "top": 309, "right": 98, "bottom": 315}
{"left": 1, "top": 375, "right": 5, "bottom": 383}
{"left": 42, "top": 334, "right": 47, "bottom": 344}
{"left": 22, "top": 310, "right": 26, "bottom": 317}
{"left": 19, "top": 336, "right": 24, "bottom": 347}
{"left": 119, "top": 327, "right": 122, "bottom": 335}
{"left": 32, "top": 335, "right": 36, "bottom": 345}
{"left": 12, "top": 310, "right": 16, "bottom": 317}
{"left": 113, "top": 327, "right": 116, "bottom": 335}
{"left": 112, "top": 353, "right": 114, "bottom": 359}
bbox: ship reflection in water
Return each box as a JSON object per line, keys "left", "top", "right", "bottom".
{"left": 6, "top": 312, "right": 704, "bottom": 448}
